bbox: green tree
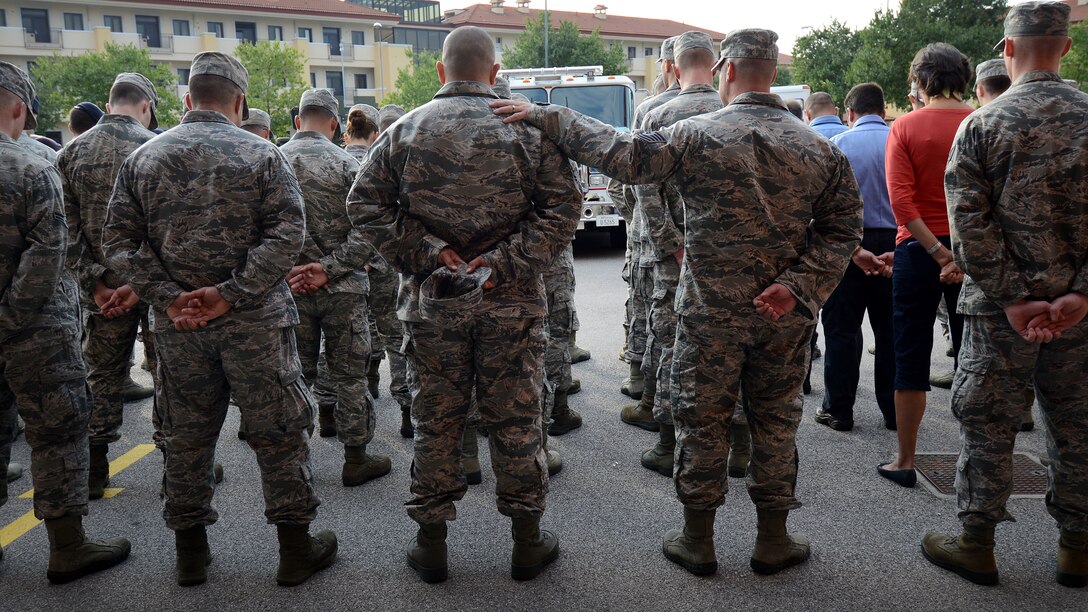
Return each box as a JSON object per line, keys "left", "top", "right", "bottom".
{"left": 234, "top": 41, "right": 309, "bottom": 136}
{"left": 30, "top": 43, "right": 182, "bottom": 132}
{"left": 790, "top": 20, "right": 862, "bottom": 104}
{"left": 501, "top": 14, "right": 628, "bottom": 75}
{"left": 773, "top": 65, "right": 794, "bottom": 87}
{"left": 382, "top": 50, "right": 441, "bottom": 110}
{"left": 1061, "top": 21, "right": 1088, "bottom": 92}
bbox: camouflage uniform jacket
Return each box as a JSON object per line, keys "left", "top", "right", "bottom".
{"left": 345, "top": 144, "right": 370, "bottom": 163}
{"left": 102, "top": 110, "right": 306, "bottom": 332}
{"left": 636, "top": 83, "right": 724, "bottom": 261}
{"left": 522, "top": 91, "right": 862, "bottom": 318}
{"left": 0, "top": 132, "right": 80, "bottom": 341}
{"left": 628, "top": 82, "right": 682, "bottom": 269}
{"left": 344, "top": 143, "right": 391, "bottom": 272}
{"left": 948, "top": 71, "right": 1088, "bottom": 315}
{"left": 19, "top": 133, "right": 56, "bottom": 163}
{"left": 347, "top": 80, "right": 581, "bottom": 322}
{"left": 56, "top": 114, "right": 156, "bottom": 299}
{"left": 280, "top": 131, "right": 369, "bottom": 294}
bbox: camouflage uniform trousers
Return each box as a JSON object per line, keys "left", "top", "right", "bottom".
{"left": 154, "top": 325, "right": 319, "bottom": 530}
{"left": 647, "top": 257, "right": 680, "bottom": 425}
{"left": 295, "top": 292, "right": 373, "bottom": 447}
{"left": 0, "top": 326, "right": 92, "bottom": 520}
{"left": 84, "top": 305, "right": 159, "bottom": 447}
{"left": 542, "top": 244, "right": 576, "bottom": 420}
{"left": 625, "top": 264, "right": 652, "bottom": 363}
{"left": 367, "top": 267, "right": 410, "bottom": 408}
{"left": 954, "top": 315, "right": 1088, "bottom": 533}
{"left": 404, "top": 314, "right": 548, "bottom": 524}
{"left": 671, "top": 310, "right": 811, "bottom": 511}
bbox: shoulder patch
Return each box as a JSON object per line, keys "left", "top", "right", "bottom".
{"left": 636, "top": 132, "right": 667, "bottom": 144}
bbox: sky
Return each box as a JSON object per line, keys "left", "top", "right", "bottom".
{"left": 442, "top": 0, "right": 905, "bottom": 51}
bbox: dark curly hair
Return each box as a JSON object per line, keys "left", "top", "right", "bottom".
{"left": 909, "top": 43, "right": 972, "bottom": 99}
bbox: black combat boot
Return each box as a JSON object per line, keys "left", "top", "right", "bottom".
{"left": 175, "top": 525, "right": 211, "bottom": 586}
{"left": 366, "top": 359, "right": 381, "bottom": 399}
{"left": 1058, "top": 528, "right": 1088, "bottom": 588}
{"left": 88, "top": 444, "right": 110, "bottom": 500}
{"left": 45, "top": 515, "right": 131, "bottom": 584}
{"left": 317, "top": 405, "right": 336, "bottom": 438}
{"left": 510, "top": 515, "right": 559, "bottom": 581}
{"left": 548, "top": 390, "right": 582, "bottom": 436}
{"left": 728, "top": 419, "right": 752, "bottom": 478}
{"left": 399, "top": 405, "right": 414, "bottom": 438}
{"left": 342, "top": 445, "right": 392, "bottom": 487}
{"left": 462, "top": 427, "right": 482, "bottom": 485}
{"left": 407, "top": 522, "right": 448, "bottom": 583}
{"left": 662, "top": 507, "right": 717, "bottom": 576}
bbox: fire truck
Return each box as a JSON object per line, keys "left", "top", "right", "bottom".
{"left": 499, "top": 66, "right": 635, "bottom": 245}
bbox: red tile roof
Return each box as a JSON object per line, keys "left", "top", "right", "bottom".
{"left": 111, "top": 0, "right": 398, "bottom": 21}
{"left": 1066, "top": 0, "right": 1088, "bottom": 23}
{"left": 443, "top": 4, "right": 726, "bottom": 40}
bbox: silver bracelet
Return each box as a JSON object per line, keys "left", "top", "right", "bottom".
{"left": 925, "top": 242, "right": 943, "bottom": 256}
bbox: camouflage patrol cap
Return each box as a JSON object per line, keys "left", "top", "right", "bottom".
{"left": 975, "top": 59, "right": 1008, "bottom": 83}
{"left": 300, "top": 89, "right": 341, "bottom": 140}
{"left": 674, "top": 31, "right": 716, "bottom": 63}
{"left": 658, "top": 37, "right": 677, "bottom": 63}
{"left": 713, "top": 29, "right": 780, "bottom": 71}
{"left": 0, "top": 61, "right": 37, "bottom": 130}
{"left": 493, "top": 76, "right": 511, "bottom": 99}
{"left": 994, "top": 1, "right": 1071, "bottom": 51}
{"left": 112, "top": 72, "right": 159, "bottom": 129}
{"left": 379, "top": 104, "right": 406, "bottom": 132}
{"left": 348, "top": 103, "right": 379, "bottom": 129}
{"left": 419, "top": 264, "right": 492, "bottom": 326}
{"left": 240, "top": 108, "right": 272, "bottom": 132}
{"left": 190, "top": 51, "right": 250, "bottom": 119}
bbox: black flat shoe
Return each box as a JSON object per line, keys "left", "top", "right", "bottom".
{"left": 814, "top": 409, "right": 853, "bottom": 432}
{"left": 878, "top": 463, "right": 916, "bottom": 488}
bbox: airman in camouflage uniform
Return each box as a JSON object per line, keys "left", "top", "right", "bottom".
{"left": 56, "top": 72, "right": 160, "bottom": 499}
{"left": 281, "top": 90, "right": 391, "bottom": 487}
{"left": 0, "top": 60, "right": 131, "bottom": 583}
{"left": 102, "top": 52, "right": 335, "bottom": 587}
{"left": 240, "top": 108, "right": 274, "bottom": 141}
{"left": 619, "top": 36, "right": 681, "bottom": 420}
{"left": 494, "top": 28, "right": 861, "bottom": 577}
{"left": 379, "top": 104, "right": 406, "bottom": 134}
{"left": 348, "top": 27, "right": 579, "bottom": 583}
{"left": 922, "top": 1, "right": 1088, "bottom": 589}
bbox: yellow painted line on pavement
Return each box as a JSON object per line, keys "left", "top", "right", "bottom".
{"left": 1, "top": 443, "right": 156, "bottom": 548}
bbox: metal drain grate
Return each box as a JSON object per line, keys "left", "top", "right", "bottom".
{"left": 915, "top": 453, "right": 1048, "bottom": 498}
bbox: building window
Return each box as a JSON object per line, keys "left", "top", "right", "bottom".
{"left": 298, "top": 27, "right": 313, "bottom": 42}
{"left": 351, "top": 30, "right": 365, "bottom": 46}
{"left": 177, "top": 68, "right": 190, "bottom": 86}
{"left": 103, "top": 15, "right": 123, "bottom": 33}
{"left": 173, "top": 19, "right": 190, "bottom": 36}
{"left": 645, "top": 47, "right": 653, "bottom": 57}
{"left": 323, "top": 27, "right": 342, "bottom": 55}
{"left": 627, "top": 46, "right": 636, "bottom": 59}
{"left": 236, "top": 22, "right": 256, "bottom": 44}
{"left": 0, "top": 11, "right": 6, "bottom": 27}
{"left": 310, "top": 72, "right": 316, "bottom": 87}
{"left": 268, "top": 25, "right": 283, "bottom": 41}
{"left": 207, "top": 22, "right": 223, "bottom": 38}
{"left": 22, "top": 8, "right": 51, "bottom": 43}
{"left": 354, "top": 73, "right": 368, "bottom": 90}
{"left": 326, "top": 71, "right": 344, "bottom": 97}
{"left": 136, "top": 16, "right": 161, "bottom": 48}
{"left": 63, "top": 13, "right": 84, "bottom": 31}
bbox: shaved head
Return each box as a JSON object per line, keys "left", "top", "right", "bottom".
{"left": 676, "top": 48, "right": 716, "bottom": 70}
{"left": 1010, "top": 35, "right": 1070, "bottom": 59}
{"left": 728, "top": 58, "right": 777, "bottom": 84}
{"left": 443, "top": 27, "right": 496, "bottom": 83}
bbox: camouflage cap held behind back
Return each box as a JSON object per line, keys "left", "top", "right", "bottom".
{"left": 659, "top": 36, "right": 678, "bottom": 62}
{"left": 419, "top": 264, "right": 492, "bottom": 326}
{"left": 190, "top": 51, "right": 250, "bottom": 119}
{"left": 379, "top": 104, "right": 406, "bottom": 132}
{"left": 994, "top": 1, "right": 1071, "bottom": 50}
{"left": 0, "top": 61, "right": 37, "bottom": 130}
{"left": 674, "top": 31, "right": 716, "bottom": 63}
{"left": 493, "top": 76, "right": 511, "bottom": 99}
{"left": 112, "top": 72, "right": 160, "bottom": 129}
{"left": 975, "top": 59, "right": 1008, "bottom": 83}
{"left": 714, "top": 29, "right": 779, "bottom": 71}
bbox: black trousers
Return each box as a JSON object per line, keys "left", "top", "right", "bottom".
{"left": 821, "top": 228, "right": 896, "bottom": 424}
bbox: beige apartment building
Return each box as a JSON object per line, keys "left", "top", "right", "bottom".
{"left": 0, "top": 0, "right": 413, "bottom": 126}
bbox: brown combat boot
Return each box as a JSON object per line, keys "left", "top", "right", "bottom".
{"left": 342, "top": 445, "right": 391, "bottom": 487}
{"left": 462, "top": 427, "right": 481, "bottom": 485}
{"left": 1057, "top": 529, "right": 1087, "bottom": 588}
{"left": 543, "top": 430, "right": 562, "bottom": 476}
{"left": 921, "top": 525, "right": 998, "bottom": 586}
{"left": 641, "top": 422, "right": 674, "bottom": 477}
{"left": 317, "top": 404, "right": 336, "bottom": 438}
{"left": 751, "top": 509, "right": 811, "bottom": 575}
{"left": 511, "top": 515, "right": 559, "bottom": 580}
{"left": 88, "top": 444, "right": 110, "bottom": 500}
{"left": 662, "top": 507, "right": 717, "bottom": 576}
{"left": 175, "top": 525, "right": 211, "bottom": 587}
{"left": 45, "top": 515, "right": 131, "bottom": 584}
{"left": 568, "top": 332, "right": 591, "bottom": 364}
{"left": 620, "top": 374, "right": 657, "bottom": 431}
{"left": 728, "top": 418, "right": 752, "bottom": 478}
{"left": 620, "top": 360, "right": 644, "bottom": 399}
{"left": 548, "top": 390, "right": 582, "bottom": 436}
{"left": 407, "top": 522, "right": 448, "bottom": 583}
{"left": 275, "top": 524, "right": 337, "bottom": 587}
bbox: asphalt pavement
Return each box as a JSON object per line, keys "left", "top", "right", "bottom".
{"left": 0, "top": 234, "right": 1080, "bottom": 610}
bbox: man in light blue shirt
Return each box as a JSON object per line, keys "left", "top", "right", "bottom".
{"left": 804, "top": 92, "right": 849, "bottom": 139}
{"left": 815, "top": 83, "right": 896, "bottom": 433}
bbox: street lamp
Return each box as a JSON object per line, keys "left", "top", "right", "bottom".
{"left": 375, "top": 22, "right": 384, "bottom": 101}
{"left": 544, "top": 0, "right": 549, "bottom": 68}
{"left": 339, "top": 40, "right": 347, "bottom": 108}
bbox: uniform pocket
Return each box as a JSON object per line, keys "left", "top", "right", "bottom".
{"left": 950, "top": 354, "right": 992, "bottom": 422}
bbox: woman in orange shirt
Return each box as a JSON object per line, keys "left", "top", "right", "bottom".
{"left": 879, "top": 43, "right": 975, "bottom": 488}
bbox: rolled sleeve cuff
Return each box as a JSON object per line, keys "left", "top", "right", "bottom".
{"left": 776, "top": 279, "right": 817, "bottom": 320}
{"left": 215, "top": 281, "right": 242, "bottom": 310}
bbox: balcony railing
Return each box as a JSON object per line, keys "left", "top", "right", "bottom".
{"left": 141, "top": 33, "right": 174, "bottom": 54}
{"left": 24, "top": 29, "right": 62, "bottom": 49}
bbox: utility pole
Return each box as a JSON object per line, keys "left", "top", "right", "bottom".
{"left": 544, "top": 0, "right": 549, "bottom": 68}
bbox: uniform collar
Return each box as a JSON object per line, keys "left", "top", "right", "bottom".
{"left": 678, "top": 83, "right": 718, "bottom": 96}
{"left": 346, "top": 143, "right": 369, "bottom": 152}
{"left": 434, "top": 81, "right": 498, "bottom": 99}
{"left": 291, "top": 130, "right": 330, "bottom": 142}
{"left": 810, "top": 114, "right": 843, "bottom": 126}
{"left": 0, "top": 132, "right": 15, "bottom": 146}
{"left": 98, "top": 114, "right": 144, "bottom": 128}
{"left": 665, "top": 81, "right": 681, "bottom": 93}
{"left": 1013, "top": 70, "right": 1063, "bottom": 86}
{"left": 852, "top": 114, "right": 887, "bottom": 128}
{"left": 182, "top": 110, "right": 234, "bottom": 125}
{"left": 728, "top": 91, "right": 786, "bottom": 110}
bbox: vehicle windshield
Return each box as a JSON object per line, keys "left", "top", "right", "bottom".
{"left": 549, "top": 85, "right": 631, "bottom": 130}
{"left": 515, "top": 88, "right": 549, "bottom": 104}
